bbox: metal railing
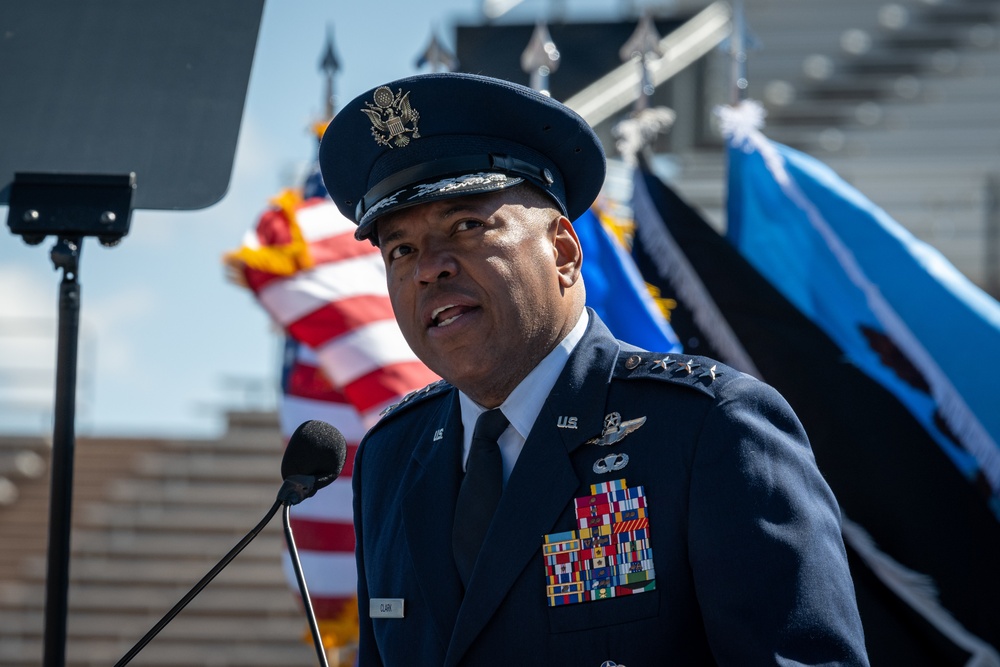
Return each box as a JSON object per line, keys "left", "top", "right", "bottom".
{"left": 565, "top": 1, "right": 732, "bottom": 126}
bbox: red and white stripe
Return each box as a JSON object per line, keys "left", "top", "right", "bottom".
{"left": 281, "top": 343, "right": 360, "bottom": 616}
{"left": 238, "top": 197, "right": 437, "bottom": 422}
{"left": 231, "top": 193, "right": 438, "bottom": 630}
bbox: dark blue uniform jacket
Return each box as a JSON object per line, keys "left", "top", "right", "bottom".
{"left": 353, "top": 313, "right": 869, "bottom": 666}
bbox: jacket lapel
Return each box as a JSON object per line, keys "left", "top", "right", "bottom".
{"left": 445, "top": 314, "right": 621, "bottom": 665}
{"left": 400, "top": 391, "right": 465, "bottom": 655}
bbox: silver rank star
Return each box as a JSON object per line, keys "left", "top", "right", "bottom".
{"left": 700, "top": 364, "right": 723, "bottom": 381}
{"left": 677, "top": 359, "right": 700, "bottom": 374}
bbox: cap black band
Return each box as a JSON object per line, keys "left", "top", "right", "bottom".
{"left": 357, "top": 153, "right": 556, "bottom": 221}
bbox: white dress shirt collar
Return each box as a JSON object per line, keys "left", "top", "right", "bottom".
{"left": 458, "top": 309, "right": 589, "bottom": 482}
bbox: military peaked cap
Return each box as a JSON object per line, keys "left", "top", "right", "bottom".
{"left": 319, "top": 72, "right": 606, "bottom": 243}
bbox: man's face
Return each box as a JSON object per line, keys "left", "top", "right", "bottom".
{"left": 376, "top": 187, "right": 583, "bottom": 407}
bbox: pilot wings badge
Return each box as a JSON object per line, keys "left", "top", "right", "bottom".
{"left": 362, "top": 86, "right": 421, "bottom": 148}
{"left": 585, "top": 412, "right": 646, "bottom": 447}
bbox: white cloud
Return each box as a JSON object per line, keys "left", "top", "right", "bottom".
{"left": 0, "top": 264, "right": 57, "bottom": 369}
{"left": 0, "top": 264, "right": 58, "bottom": 428}
{"left": 0, "top": 264, "right": 56, "bottom": 318}
{"left": 80, "top": 286, "right": 156, "bottom": 375}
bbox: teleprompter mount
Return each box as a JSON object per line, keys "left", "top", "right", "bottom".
{"left": 8, "top": 172, "right": 136, "bottom": 248}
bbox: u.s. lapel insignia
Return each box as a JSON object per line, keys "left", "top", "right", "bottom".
{"left": 541, "top": 479, "right": 656, "bottom": 607}
{"left": 585, "top": 412, "right": 646, "bottom": 447}
{"left": 433, "top": 428, "right": 444, "bottom": 441}
{"left": 362, "top": 86, "right": 421, "bottom": 148}
{"left": 593, "top": 452, "right": 629, "bottom": 474}
{"left": 557, "top": 416, "right": 578, "bottom": 429}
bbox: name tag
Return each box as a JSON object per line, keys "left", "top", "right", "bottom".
{"left": 370, "top": 598, "right": 405, "bottom": 618}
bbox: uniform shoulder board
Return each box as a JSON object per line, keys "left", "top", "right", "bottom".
{"left": 378, "top": 379, "right": 451, "bottom": 420}
{"left": 614, "top": 350, "right": 736, "bottom": 397}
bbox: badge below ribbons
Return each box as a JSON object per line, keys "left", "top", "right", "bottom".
{"left": 542, "top": 479, "right": 655, "bottom": 607}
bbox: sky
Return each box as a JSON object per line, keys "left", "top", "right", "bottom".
{"left": 0, "top": 0, "right": 666, "bottom": 438}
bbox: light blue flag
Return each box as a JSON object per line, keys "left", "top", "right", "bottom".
{"left": 576, "top": 208, "right": 681, "bottom": 354}
{"left": 721, "top": 101, "right": 1000, "bottom": 513}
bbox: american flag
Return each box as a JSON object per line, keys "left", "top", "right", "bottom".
{"left": 226, "top": 180, "right": 438, "bottom": 653}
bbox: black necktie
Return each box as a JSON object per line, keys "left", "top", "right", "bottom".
{"left": 453, "top": 408, "right": 509, "bottom": 587}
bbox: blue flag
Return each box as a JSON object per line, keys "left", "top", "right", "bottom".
{"left": 722, "top": 101, "right": 1000, "bottom": 515}
{"left": 576, "top": 207, "right": 681, "bottom": 354}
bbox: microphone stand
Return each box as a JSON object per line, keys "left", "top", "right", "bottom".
{"left": 284, "top": 504, "right": 331, "bottom": 667}
{"left": 114, "top": 475, "right": 330, "bottom": 666}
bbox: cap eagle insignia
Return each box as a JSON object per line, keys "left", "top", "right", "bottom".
{"left": 362, "top": 86, "right": 421, "bottom": 148}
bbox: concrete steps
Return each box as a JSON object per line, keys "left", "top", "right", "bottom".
{"left": 685, "top": 0, "right": 1000, "bottom": 294}
{"left": 0, "top": 412, "right": 319, "bottom": 666}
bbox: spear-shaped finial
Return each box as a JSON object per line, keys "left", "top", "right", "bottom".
{"left": 318, "top": 26, "right": 340, "bottom": 121}
{"left": 521, "top": 22, "right": 560, "bottom": 96}
{"left": 612, "top": 12, "right": 676, "bottom": 164}
{"left": 415, "top": 29, "right": 459, "bottom": 73}
{"left": 619, "top": 12, "right": 663, "bottom": 113}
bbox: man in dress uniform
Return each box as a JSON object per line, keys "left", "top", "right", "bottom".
{"left": 319, "top": 72, "right": 869, "bottom": 666}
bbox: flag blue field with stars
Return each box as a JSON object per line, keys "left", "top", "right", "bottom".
{"left": 721, "top": 101, "right": 1000, "bottom": 515}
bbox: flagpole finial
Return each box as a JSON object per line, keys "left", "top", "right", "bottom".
{"left": 520, "top": 22, "right": 560, "bottom": 96}
{"left": 313, "top": 25, "right": 340, "bottom": 139}
{"left": 319, "top": 26, "right": 340, "bottom": 117}
{"left": 613, "top": 12, "right": 675, "bottom": 164}
{"left": 415, "top": 28, "right": 459, "bottom": 73}
{"left": 619, "top": 11, "right": 663, "bottom": 113}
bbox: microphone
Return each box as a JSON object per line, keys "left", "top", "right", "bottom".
{"left": 114, "top": 420, "right": 349, "bottom": 667}
{"left": 278, "top": 420, "right": 348, "bottom": 505}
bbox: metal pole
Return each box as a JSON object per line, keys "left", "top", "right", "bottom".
{"left": 42, "top": 236, "right": 83, "bottom": 667}
{"left": 987, "top": 174, "right": 1000, "bottom": 299}
{"left": 730, "top": 0, "right": 748, "bottom": 104}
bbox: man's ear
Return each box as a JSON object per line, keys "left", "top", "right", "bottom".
{"left": 552, "top": 215, "right": 583, "bottom": 289}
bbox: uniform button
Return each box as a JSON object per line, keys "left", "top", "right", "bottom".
{"left": 625, "top": 355, "right": 641, "bottom": 370}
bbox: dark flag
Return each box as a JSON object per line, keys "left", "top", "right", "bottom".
{"left": 630, "top": 156, "right": 1000, "bottom": 665}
